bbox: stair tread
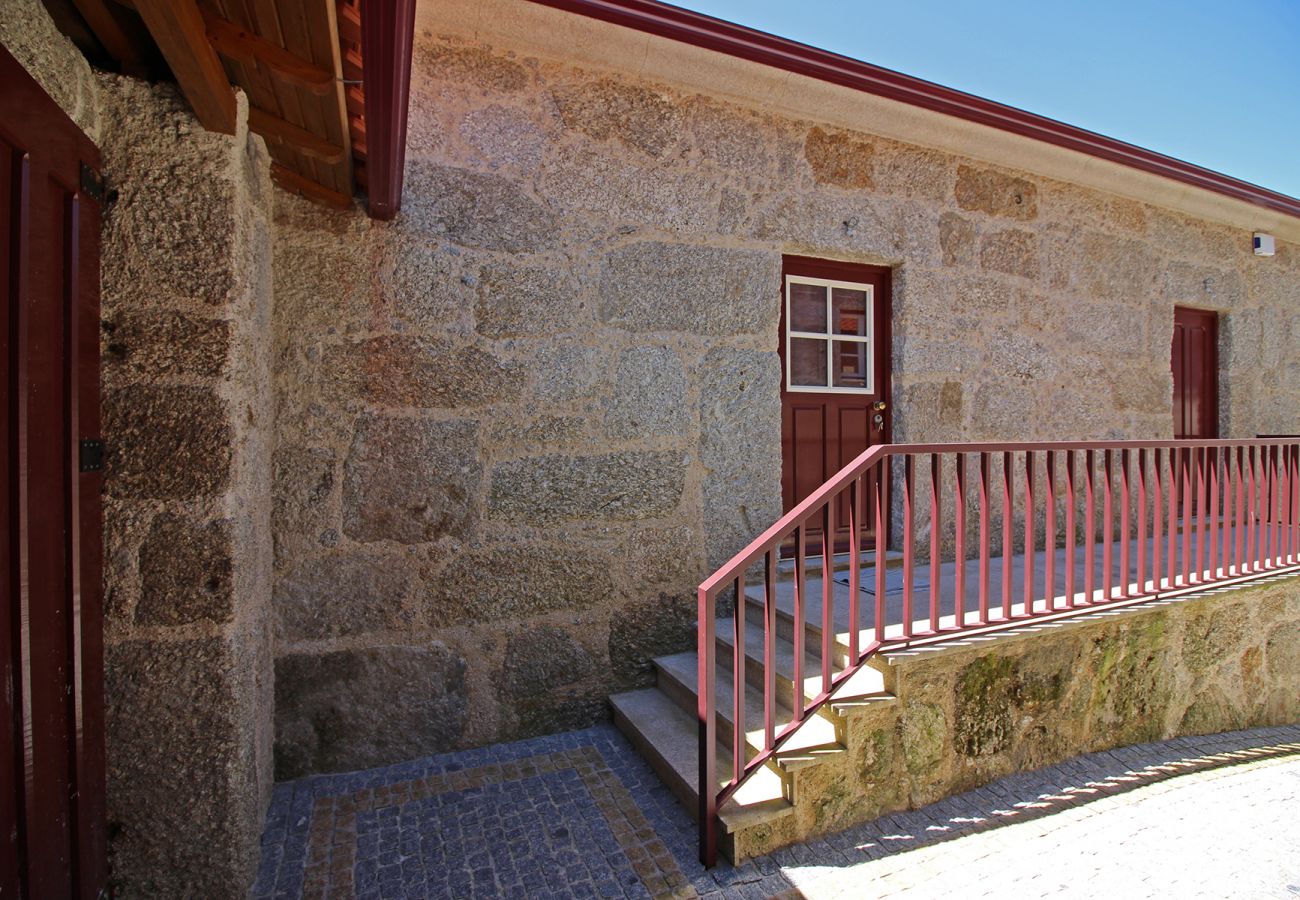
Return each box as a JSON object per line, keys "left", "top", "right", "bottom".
{"left": 610, "top": 688, "right": 791, "bottom": 833}
{"left": 653, "top": 652, "right": 841, "bottom": 766}
{"left": 716, "top": 615, "right": 888, "bottom": 702}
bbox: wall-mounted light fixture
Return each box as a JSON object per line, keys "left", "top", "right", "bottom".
{"left": 1253, "top": 233, "right": 1276, "bottom": 256}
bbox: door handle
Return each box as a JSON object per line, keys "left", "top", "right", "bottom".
{"left": 872, "top": 400, "right": 887, "bottom": 412}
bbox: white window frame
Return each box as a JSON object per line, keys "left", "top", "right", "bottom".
{"left": 784, "top": 275, "right": 875, "bottom": 394}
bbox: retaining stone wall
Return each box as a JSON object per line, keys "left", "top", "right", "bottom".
{"left": 734, "top": 576, "right": 1300, "bottom": 859}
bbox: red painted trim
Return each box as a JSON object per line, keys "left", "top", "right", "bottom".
{"left": 524, "top": 0, "right": 1300, "bottom": 221}
{"left": 361, "top": 0, "right": 417, "bottom": 221}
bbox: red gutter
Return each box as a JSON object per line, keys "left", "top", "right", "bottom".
{"left": 524, "top": 0, "right": 1300, "bottom": 221}
{"left": 360, "top": 0, "right": 417, "bottom": 220}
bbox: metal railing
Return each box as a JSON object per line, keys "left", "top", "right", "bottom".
{"left": 695, "top": 438, "right": 1300, "bottom": 865}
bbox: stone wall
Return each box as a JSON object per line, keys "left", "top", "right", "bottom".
{"left": 269, "top": 29, "right": 1300, "bottom": 777}
{"left": 98, "top": 82, "right": 275, "bottom": 895}
{"left": 2, "top": 3, "right": 276, "bottom": 894}
{"left": 732, "top": 575, "right": 1300, "bottom": 860}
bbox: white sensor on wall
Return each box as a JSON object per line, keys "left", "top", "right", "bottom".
{"left": 1253, "top": 233, "right": 1276, "bottom": 256}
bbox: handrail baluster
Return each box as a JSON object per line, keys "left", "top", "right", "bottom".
{"left": 694, "top": 438, "right": 1300, "bottom": 867}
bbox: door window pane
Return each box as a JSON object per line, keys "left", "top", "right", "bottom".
{"left": 832, "top": 340, "right": 869, "bottom": 388}
{"left": 789, "top": 282, "right": 826, "bottom": 333}
{"left": 832, "top": 288, "right": 868, "bottom": 336}
{"left": 789, "top": 338, "right": 827, "bottom": 387}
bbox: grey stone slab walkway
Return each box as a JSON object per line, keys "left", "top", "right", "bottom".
{"left": 255, "top": 722, "right": 1300, "bottom": 899}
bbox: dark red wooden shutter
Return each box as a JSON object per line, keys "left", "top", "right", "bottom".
{"left": 1, "top": 44, "right": 108, "bottom": 899}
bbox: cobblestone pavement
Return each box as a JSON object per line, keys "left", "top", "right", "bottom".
{"left": 255, "top": 722, "right": 1300, "bottom": 899}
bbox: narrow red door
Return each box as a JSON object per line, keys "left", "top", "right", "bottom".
{"left": 779, "top": 256, "right": 891, "bottom": 553}
{"left": 1, "top": 45, "right": 108, "bottom": 899}
{"left": 1172, "top": 306, "right": 1218, "bottom": 439}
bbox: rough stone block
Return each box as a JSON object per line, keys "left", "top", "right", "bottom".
{"left": 803, "top": 126, "right": 874, "bottom": 189}
{"left": 327, "top": 335, "right": 520, "bottom": 408}
{"left": 458, "top": 103, "right": 550, "bottom": 172}
{"left": 271, "top": 444, "right": 335, "bottom": 537}
{"left": 979, "top": 228, "right": 1039, "bottom": 279}
{"left": 135, "top": 513, "right": 233, "bottom": 627}
{"left": 274, "top": 551, "right": 411, "bottom": 642}
{"left": 105, "top": 636, "right": 261, "bottom": 896}
{"left": 608, "top": 593, "right": 695, "bottom": 684}
{"left": 686, "top": 97, "right": 799, "bottom": 178}
{"left": 938, "top": 212, "right": 978, "bottom": 267}
{"left": 98, "top": 79, "right": 240, "bottom": 306}
{"left": 273, "top": 643, "right": 469, "bottom": 779}
{"left": 699, "top": 348, "right": 782, "bottom": 568}
{"left": 598, "top": 242, "right": 777, "bottom": 335}
{"left": 384, "top": 241, "right": 473, "bottom": 332}
{"left": 1080, "top": 231, "right": 1157, "bottom": 299}
{"left": 487, "top": 451, "right": 685, "bottom": 524}
{"left": 102, "top": 310, "right": 229, "bottom": 379}
{"left": 342, "top": 415, "right": 480, "bottom": 543}
{"left": 530, "top": 341, "right": 607, "bottom": 404}
{"left": 413, "top": 41, "right": 530, "bottom": 93}
{"left": 426, "top": 544, "right": 615, "bottom": 627}
{"left": 871, "top": 139, "right": 951, "bottom": 201}
{"left": 497, "top": 625, "right": 596, "bottom": 697}
{"left": 605, "top": 346, "right": 689, "bottom": 439}
{"left": 553, "top": 78, "right": 681, "bottom": 157}
{"left": 619, "top": 525, "right": 700, "bottom": 592}
{"left": 104, "top": 385, "right": 231, "bottom": 500}
{"left": 955, "top": 164, "right": 1038, "bottom": 220}
{"left": 475, "top": 261, "right": 585, "bottom": 338}
{"left": 404, "top": 162, "right": 556, "bottom": 252}
{"left": 538, "top": 142, "right": 719, "bottom": 235}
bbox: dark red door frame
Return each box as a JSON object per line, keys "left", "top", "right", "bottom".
{"left": 1, "top": 45, "right": 107, "bottom": 899}
{"left": 360, "top": 0, "right": 417, "bottom": 220}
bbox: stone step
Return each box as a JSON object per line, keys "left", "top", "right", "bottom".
{"left": 714, "top": 614, "right": 890, "bottom": 713}
{"left": 609, "top": 688, "right": 792, "bottom": 836}
{"left": 651, "top": 652, "right": 843, "bottom": 774}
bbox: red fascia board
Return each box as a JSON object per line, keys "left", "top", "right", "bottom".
{"left": 524, "top": 0, "right": 1300, "bottom": 221}
{"left": 361, "top": 0, "right": 417, "bottom": 220}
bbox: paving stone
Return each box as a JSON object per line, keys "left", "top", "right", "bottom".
{"left": 256, "top": 721, "right": 1300, "bottom": 898}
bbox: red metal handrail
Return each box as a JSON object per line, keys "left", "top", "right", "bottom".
{"left": 696, "top": 438, "right": 1300, "bottom": 866}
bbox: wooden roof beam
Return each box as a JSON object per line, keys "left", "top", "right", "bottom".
{"left": 202, "top": 9, "right": 335, "bottom": 96}
{"left": 270, "top": 162, "right": 351, "bottom": 209}
{"left": 361, "top": 0, "right": 417, "bottom": 220}
{"left": 248, "top": 107, "right": 346, "bottom": 164}
{"left": 133, "top": 0, "right": 236, "bottom": 134}
{"left": 70, "top": 0, "right": 150, "bottom": 76}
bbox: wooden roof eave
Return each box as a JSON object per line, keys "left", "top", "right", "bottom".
{"left": 78, "top": 0, "right": 414, "bottom": 219}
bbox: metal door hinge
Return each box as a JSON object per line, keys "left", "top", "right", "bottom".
{"left": 79, "top": 438, "right": 105, "bottom": 472}
{"left": 80, "top": 162, "right": 106, "bottom": 204}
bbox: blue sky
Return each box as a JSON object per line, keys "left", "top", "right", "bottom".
{"left": 674, "top": 0, "right": 1300, "bottom": 198}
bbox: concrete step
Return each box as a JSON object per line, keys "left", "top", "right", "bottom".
{"left": 609, "top": 688, "right": 792, "bottom": 835}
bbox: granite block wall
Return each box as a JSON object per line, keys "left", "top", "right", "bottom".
{"left": 268, "top": 30, "right": 1300, "bottom": 777}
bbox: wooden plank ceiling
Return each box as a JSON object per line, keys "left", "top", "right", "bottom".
{"left": 44, "top": 0, "right": 376, "bottom": 212}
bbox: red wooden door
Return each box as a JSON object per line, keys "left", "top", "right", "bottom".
{"left": 1172, "top": 306, "right": 1218, "bottom": 439}
{"left": 779, "top": 256, "right": 891, "bottom": 553}
{"left": 1, "top": 46, "right": 108, "bottom": 899}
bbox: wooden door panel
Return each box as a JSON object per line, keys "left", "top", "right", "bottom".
{"left": 786, "top": 403, "right": 827, "bottom": 509}
{"left": 779, "top": 257, "right": 891, "bottom": 555}
{"left": 1, "top": 45, "right": 107, "bottom": 899}
{"left": 1172, "top": 307, "right": 1218, "bottom": 440}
